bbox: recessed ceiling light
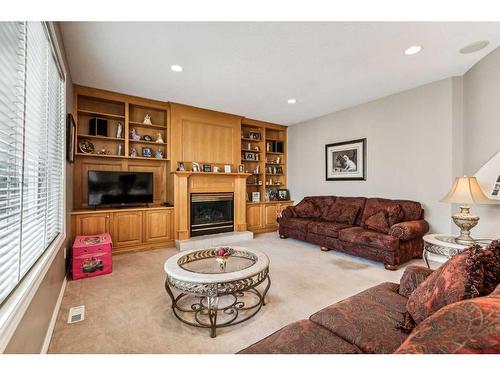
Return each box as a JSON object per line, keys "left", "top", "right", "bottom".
{"left": 459, "top": 40, "right": 489, "bottom": 54}
{"left": 404, "top": 45, "right": 422, "bottom": 56}
{"left": 287, "top": 98, "right": 297, "bottom": 104}
{"left": 170, "top": 64, "right": 183, "bottom": 72}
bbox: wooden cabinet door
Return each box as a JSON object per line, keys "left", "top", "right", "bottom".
{"left": 246, "top": 205, "right": 263, "bottom": 231}
{"left": 74, "top": 213, "right": 111, "bottom": 236}
{"left": 112, "top": 211, "right": 143, "bottom": 248}
{"left": 144, "top": 209, "right": 173, "bottom": 243}
{"left": 264, "top": 203, "right": 279, "bottom": 229}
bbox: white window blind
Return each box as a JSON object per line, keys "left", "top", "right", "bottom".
{"left": 0, "top": 21, "right": 65, "bottom": 305}
{"left": 0, "top": 22, "right": 25, "bottom": 304}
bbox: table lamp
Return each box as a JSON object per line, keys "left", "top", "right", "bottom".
{"left": 440, "top": 176, "right": 492, "bottom": 245}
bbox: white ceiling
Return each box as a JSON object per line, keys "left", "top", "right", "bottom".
{"left": 60, "top": 22, "right": 500, "bottom": 125}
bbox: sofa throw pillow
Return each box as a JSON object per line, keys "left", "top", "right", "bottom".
{"left": 322, "top": 203, "right": 359, "bottom": 225}
{"left": 364, "top": 211, "right": 390, "bottom": 234}
{"left": 481, "top": 240, "right": 500, "bottom": 295}
{"left": 406, "top": 247, "right": 484, "bottom": 324}
{"left": 294, "top": 199, "right": 321, "bottom": 219}
{"left": 395, "top": 296, "right": 500, "bottom": 354}
{"left": 386, "top": 203, "right": 405, "bottom": 227}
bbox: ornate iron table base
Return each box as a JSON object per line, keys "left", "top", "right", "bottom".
{"left": 165, "top": 275, "right": 271, "bottom": 338}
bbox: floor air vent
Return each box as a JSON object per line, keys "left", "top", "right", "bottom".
{"left": 67, "top": 305, "right": 85, "bottom": 324}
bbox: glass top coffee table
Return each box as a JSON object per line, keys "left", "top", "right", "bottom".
{"left": 164, "top": 247, "right": 271, "bottom": 338}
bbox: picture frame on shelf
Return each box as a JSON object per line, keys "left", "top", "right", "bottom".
{"left": 252, "top": 192, "right": 260, "bottom": 203}
{"left": 203, "top": 164, "right": 212, "bottom": 172}
{"left": 248, "top": 131, "right": 261, "bottom": 140}
{"left": 177, "top": 161, "right": 186, "bottom": 171}
{"left": 277, "top": 189, "right": 290, "bottom": 201}
{"left": 224, "top": 165, "right": 232, "bottom": 173}
{"left": 244, "top": 152, "right": 256, "bottom": 160}
{"left": 237, "top": 165, "right": 244, "bottom": 173}
{"left": 192, "top": 162, "right": 201, "bottom": 172}
{"left": 268, "top": 189, "right": 278, "bottom": 201}
{"left": 66, "top": 113, "right": 75, "bottom": 162}
{"left": 142, "top": 147, "right": 152, "bottom": 158}
{"left": 325, "top": 138, "right": 366, "bottom": 181}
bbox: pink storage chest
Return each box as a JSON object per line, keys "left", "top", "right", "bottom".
{"left": 72, "top": 233, "right": 113, "bottom": 280}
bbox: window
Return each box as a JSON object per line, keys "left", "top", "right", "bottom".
{"left": 0, "top": 22, "right": 65, "bottom": 305}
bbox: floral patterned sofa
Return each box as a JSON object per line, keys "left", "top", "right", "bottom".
{"left": 278, "top": 196, "right": 429, "bottom": 270}
{"left": 239, "top": 241, "right": 500, "bottom": 354}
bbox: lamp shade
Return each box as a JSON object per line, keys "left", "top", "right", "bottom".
{"left": 441, "top": 176, "right": 492, "bottom": 205}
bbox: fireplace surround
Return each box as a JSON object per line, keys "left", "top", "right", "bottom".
{"left": 190, "top": 193, "right": 234, "bottom": 237}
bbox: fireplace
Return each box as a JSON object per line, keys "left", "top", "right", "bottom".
{"left": 190, "top": 193, "right": 234, "bottom": 237}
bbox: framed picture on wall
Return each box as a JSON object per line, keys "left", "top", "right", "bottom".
{"left": 66, "top": 113, "right": 76, "bottom": 163}
{"left": 491, "top": 175, "right": 500, "bottom": 200}
{"left": 325, "top": 138, "right": 366, "bottom": 181}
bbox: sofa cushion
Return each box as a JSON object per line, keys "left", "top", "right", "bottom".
{"left": 334, "top": 197, "right": 367, "bottom": 225}
{"left": 481, "top": 240, "right": 500, "bottom": 295}
{"left": 398, "top": 265, "right": 434, "bottom": 298}
{"left": 238, "top": 319, "right": 362, "bottom": 354}
{"left": 338, "top": 227, "right": 399, "bottom": 251}
{"left": 322, "top": 202, "right": 360, "bottom": 225}
{"left": 364, "top": 211, "right": 390, "bottom": 234}
{"left": 395, "top": 296, "right": 500, "bottom": 354}
{"left": 386, "top": 203, "right": 405, "bottom": 227}
{"left": 307, "top": 221, "right": 353, "bottom": 238}
{"left": 294, "top": 198, "right": 322, "bottom": 218}
{"left": 310, "top": 282, "right": 410, "bottom": 354}
{"left": 279, "top": 217, "right": 311, "bottom": 233}
{"left": 308, "top": 196, "right": 337, "bottom": 219}
{"left": 361, "top": 198, "right": 422, "bottom": 226}
{"left": 406, "top": 246, "right": 484, "bottom": 324}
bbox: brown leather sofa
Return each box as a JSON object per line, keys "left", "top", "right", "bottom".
{"left": 278, "top": 196, "right": 429, "bottom": 270}
{"left": 239, "top": 263, "right": 500, "bottom": 354}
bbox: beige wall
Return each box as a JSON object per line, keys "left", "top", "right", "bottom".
{"left": 288, "top": 78, "right": 459, "bottom": 234}
{"left": 4, "top": 23, "right": 73, "bottom": 354}
{"left": 463, "top": 47, "right": 500, "bottom": 238}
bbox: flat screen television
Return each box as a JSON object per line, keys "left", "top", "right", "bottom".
{"left": 88, "top": 171, "right": 153, "bottom": 206}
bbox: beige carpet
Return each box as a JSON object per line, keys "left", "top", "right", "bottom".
{"left": 48, "top": 232, "right": 429, "bottom": 354}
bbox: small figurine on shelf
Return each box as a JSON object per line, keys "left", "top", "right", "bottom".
{"left": 97, "top": 147, "right": 110, "bottom": 155}
{"left": 155, "top": 133, "right": 164, "bottom": 143}
{"left": 117, "top": 144, "right": 123, "bottom": 156}
{"left": 116, "top": 122, "right": 123, "bottom": 138}
{"left": 130, "top": 147, "right": 138, "bottom": 157}
{"left": 142, "top": 147, "right": 152, "bottom": 158}
{"left": 131, "top": 128, "right": 141, "bottom": 141}
{"left": 155, "top": 149, "right": 164, "bottom": 159}
{"left": 143, "top": 114, "right": 152, "bottom": 125}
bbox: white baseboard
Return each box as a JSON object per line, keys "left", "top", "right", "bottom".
{"left": 41, "top": 275, "right": 67, "bottom": 354}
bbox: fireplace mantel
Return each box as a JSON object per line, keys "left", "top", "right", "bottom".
{"left": 172, "top": 171, "right": 252, "bottom": 240}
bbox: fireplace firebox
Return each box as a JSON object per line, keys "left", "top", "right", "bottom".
{"left": 190, "top": 193, "right": 234, "bottom": 237}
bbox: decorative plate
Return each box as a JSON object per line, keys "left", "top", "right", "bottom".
{"left": 78, "top": 139, "right": 94, "bottom": 154}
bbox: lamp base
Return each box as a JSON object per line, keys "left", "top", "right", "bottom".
{"left": 451, "top": 205, "right": 479, "bottom": 245}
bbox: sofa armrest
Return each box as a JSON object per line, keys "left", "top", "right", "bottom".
{"left": 398, "top": 265, "right": 434, "bottom": 297}
{"left": 389, "top": 220, "right": 429, "bottom": 241}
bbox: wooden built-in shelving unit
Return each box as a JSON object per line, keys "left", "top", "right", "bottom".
{"left": 240, "top": 119, "right": 287, "bottom": 203}
{"left": 74, "top": 87, "right": 169, "bottom": 161}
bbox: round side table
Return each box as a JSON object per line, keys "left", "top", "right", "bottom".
{"left": 422, "top": 234, "right": 493, "bottom": 268}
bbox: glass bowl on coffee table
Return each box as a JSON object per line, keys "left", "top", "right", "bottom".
{"left": 164, "top": 246, "right": 271, "bottom": 338}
